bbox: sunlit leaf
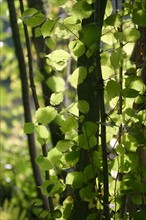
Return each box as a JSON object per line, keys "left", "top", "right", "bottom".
{"left": 68, "top": 66, "right": 87, "bottom": 89}
{"left": 69, "top": 40, "right": 85, "bottom": 57}
{"left": 47, "top": 148, "right": 62, "bottom": 166}
{"left": 105, "top": 13, "right": 122, "bottom": 27}
{"left": 37, "top": 125, "right": 49, "bottom": 139}
{"left": 24, "top": 122, "right": 35, "bottom": 134}
{"left": 46, "top": 76, "right": 65, "bottom": 92}
{"left": 46, "top": 49, "right": 70, "bottom": 71}
{"left": 35, "top": 155, "right": 53, "bottom": 171}
{"left": 41, "top": 19, "right": 57, "bottom": 38}
{"left": 56, "top": 140, "right": 73, "bottom": 152}
{"left": 50, "top": 92, "right": 63, "bottom": 105}
{"left": 78, "top": 100, "right": 89, "bottom": 114}
{"left": 22, "top": 8, "right": 44, "bottom": 27}
{"left": 71, "top": 1, "right": 93, "bottom": 21}
{"left": 60, "top": 115, "right": 77, "bottom": 133}
{"left": 35, "top": 106, "right": 57, "bottom": 124}
{"left": 106, "top": 80, "right": 120, "bottom": 99}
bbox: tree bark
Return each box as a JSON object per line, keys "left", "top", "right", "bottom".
{"left": 7, "top": 0, "right": 50, "bottom": 211}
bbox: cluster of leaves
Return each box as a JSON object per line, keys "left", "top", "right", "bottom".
{"left": 1, "top": 0, "right": 146, "bottom": 219}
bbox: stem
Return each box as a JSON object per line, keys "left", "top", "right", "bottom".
{"left": 7, "top": 0, "right": 50, "bottom": 211}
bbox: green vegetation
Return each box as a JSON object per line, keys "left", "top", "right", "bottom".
{"left": 0, "top": 0, "right": 146, "bottom": 219}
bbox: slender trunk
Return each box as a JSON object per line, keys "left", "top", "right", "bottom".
{"left": 7, "top": 0, "right": 50, "bottom": 211}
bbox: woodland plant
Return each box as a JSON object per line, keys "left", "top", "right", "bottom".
{"left": 1, "top": 0, "right": 146, "bottom": 219}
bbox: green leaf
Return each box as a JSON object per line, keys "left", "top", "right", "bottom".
{"left": 46, "top": 76, "right": 65, "bottom": 92}
{"left": 78, "top": 133, "right": 97, "bottom": 149}
{"left": 63, "top": 202, "right": 72, "bottom": 219}
{"left": 60, "top": 115, "right": 77, "bottom": 134}
{"left": 68, "top": 66, "right": 87, "bottom": 89}
{"left": 47, "top": 148, "right": 62, "bottom": 166}
{"left": 50, "top": 92, "right": 63, "bottom": 106}
{"left": 65, "top": 150, "right": 79, "bottom": 167}
{"left": 125, "top": 75, "right": 145, "bottom": 93}
{"left": 79, "top": 184, "right": 95, "bottom": 200}
{"left": 82, "top": 121, "right": 98, "bottom": 137}
{"left": 56, "top": 140, "right": 73, "bottom": 152}
{"left": 49, "top": 0, "right": 67, "bottom": 6}
{"left": 36, "top": 155, "right": 53, "bottom": 171}
{"left": 71, "top": 1, "right": 93, "bottom": 21}
{"left": 78, "top": 100, "right": 89, "bottom": 114}
{"left": 110, "top": 47, "right": 123, "bottom": 68}
{"left": 41, "top": 19, "right": 56, "bottom": 38}
{"left": 124, "top": 27, "right": 141, "bottom": 42}
{"left": 105, "top": 13, "right": 122, "bottom": 27}
{"left": 106, "top": 80, "right": 120, "bottom": 99}
{"left": 122, "top": 134, "right": 138, "bottom": 152}
{"left": 79, "top": 24, "right": 100, "bottom": 47}
{"left": 66, "top": 172, "right": 86, "bottom": 189}
{"left": 86, "top": 213, "right": 97, "bottom": 220}
{"left": 69, "top": 40, "right": 85, "bottom": 57}
{"left": 37, "top": 125, "right": 49, "bottom": 139}
{"left": 46, "top": 49, "right": 70, "bottom": 71}
{"left": 122, "top": 88, "right": 139, "bottom": 98}
{"left": 24, "top": 122, "right": 35, "bottom": 134}
{"left": 22, "top": 8, "right": 44, "bottom": 27}
{"left": 35, "top": 106, "right": 57, "bottom": 124}
{"left": 133, "top": 9, "right": 146, "bottom": 27}
{"left": 51, "top": 210, "right": 62, "bottom": 218}
{"left": 40, "top": 179, "right": 65, "bottom": 196}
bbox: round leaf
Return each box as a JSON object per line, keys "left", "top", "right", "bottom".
{"left": 35, "top": 106, "right": 57, "bottom": 124}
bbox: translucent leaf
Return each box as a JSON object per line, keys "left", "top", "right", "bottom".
{"left": 56, "top": 140, "right": 73, "bottom": 152}
{"left": 36, "top": 155, "right": 53, "bottom": 171}
{"left": 122, "top": 134, "right": 138, "bottom": 152}
{"left": 133, "top": 9, "right": 146, "bottom": 27}
{"left": 50, "top": 92, "right": 63, "bottom": 105}
{"left": 24, "top": 122, "right": 35, "bottom": 134}
{"left": 63, "top": 16, "right": 81, "bottom": 35}
{"left": 106, "top": 80, "right": 120, "bottom": 99}
{"left": 66, "top": 172, "right": 86, "bottom": 189}
{"left": 71, "top": 1, "right": 92, "bottom": 21}
{"left": 40, "top": 180, "right": 65, "bottom": 196}
{"left": 124, "top": 27, "right": 141, "bottom": 42}
{"left": 37, "top": 125, "right": 49, "bottom": 139}
{"left": 35, "top": 106, "right": 57, "bottom": 124}
{"left": 22, "top": 8, "right": 44, "bottom": 27}
{"left": 69, "top": 40, "right": 85, "bottom": 57}
{"left": 78, "top": 100, "right": 89, "bottom": 114}
{"left": 47, "top": 148, "right": 62, "bottom": 166}
{"left": 68, "top": 66, "right": 87, "bottom": 89}
{"left": 41, "top": 19, "right": 56, "bottom": 38}
{"left": 46, "top": 76, "right": 65, "bottom": 92}
{"left": 60, "top": 115, "right": 77, "bottom": 134}
{"left": 125, "top": 75, "right": 145, "bottom": 93}
{"left": 49, "top": 0, "right": 67, "bottom": 6}
{"left": 105, "top": 13, "right": 122, "bottom": 27}
{"left": 46, "top": 49, "right": 70, "bottom": 71}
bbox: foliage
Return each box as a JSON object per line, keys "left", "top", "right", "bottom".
{"left": 1, "top": 0, "right": 146, "bottom": 219}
